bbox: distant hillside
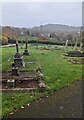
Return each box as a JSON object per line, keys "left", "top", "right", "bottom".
{"left": 0, "top": 24, "right": 82, "bottom": 44}
{"left": 29, "top": 24, "right": 81, "bottom": 34}
{"left": 1, "top": 26, "right": 28, "bottom": 39}
{"left": 1, "top": 24, "right": 81, "bottom": 37}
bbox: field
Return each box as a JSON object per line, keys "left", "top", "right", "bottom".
{"left": 0, "top": 44, "right": 82, "bottom": 117}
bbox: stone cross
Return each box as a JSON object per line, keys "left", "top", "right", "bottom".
{"left": 16, "top": 41, "right": 19, "bottom": 53}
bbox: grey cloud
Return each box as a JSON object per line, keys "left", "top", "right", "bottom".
{"left": 2, "top": 2, "right": 82, "bottom": 27}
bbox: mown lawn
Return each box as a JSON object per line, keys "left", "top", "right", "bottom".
{"left": 1, "top": 44, "right": 82, "bottom": 117}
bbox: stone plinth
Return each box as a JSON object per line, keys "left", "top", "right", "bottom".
{"left": 23, "top": 49, "right": 30, "bottom": 55}
{"left": 23, "top": 40, "right": 30, "bottom": 55}
{"left": 14, "top": 57, "right": 23, "bottom": 68}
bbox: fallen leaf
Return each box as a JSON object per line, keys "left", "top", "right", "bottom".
{"left": 27, "top": 104, "right": 30, "bottom": 107}
{"left": 9, "top": 112, "right": 13, "bottom": 115}
{"left": 21, "top": 106, "right": 24, "bottom": 109}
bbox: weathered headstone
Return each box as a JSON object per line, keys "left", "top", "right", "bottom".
{"left": 14, "top": 41, "right": 24, "bottom": 68}
{"left": 38, "top": 81, "right": 46, "bottom": 92}
{"left": 65, "top": 40, "right": 68, "bottom": 48}
{"left": 23, "top": 40, "right": 30, "bottom": 55}
{"left": 64, "top": 40, "right": 69, "bottom": 52}
{"left": 74, "top": 41, "right": 77, "bottom": 50}
{"left": 80, "top": 42, "right": 83, "bottom": 51}
{"left": 7, "top": 79, "right": 15, "bottom": 88}
{"left": 12, "top": 67, "right": 19, "bottom": 76}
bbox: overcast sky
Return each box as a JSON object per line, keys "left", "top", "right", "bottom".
{"left": 1, "top": 2, "right": 82, "bottom": 28}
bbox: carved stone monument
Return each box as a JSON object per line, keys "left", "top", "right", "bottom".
{"left": 23, "top": 40, "right": 29, "bottom": 55}
{"left": 14, "top": 41, "right": 23, "bottom": 68}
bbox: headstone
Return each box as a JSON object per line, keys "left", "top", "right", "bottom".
{"left": 74, "top": 41, "right": 77, "bottom": 50}
{"left": 7, "top": 79, "right": 15, "bottom": 88}
{"left": 12, "top": 67, "right": 19, "bottom": 76}
{"left": 23, "top": 41, "right": 30, "bottom": 55}
{"left": 14, "top": 41, "right": 24, "bottom": 68}
{"left": 65, "top": 40, "right": 68, "bottom": 48}
{"left": 36, "top": 67, "right": 44, "bottom": 81}
{"left": 80, "top": 42, "right": 83, "bottom": 51}
{"left": 38, "top": 81, "right": 46, "bottom": 92}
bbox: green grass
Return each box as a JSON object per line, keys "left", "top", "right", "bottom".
{"left": 1, "top": 44, "right": 82, "bottom": 117}
{"left": 16, "top": 35, "right": 39, "bottom": 41}
{"left": 0, "top": 93, "right": 2, "bottom": 117}
{"left": 2, "top": 91, "right": 48, "bottom": 117}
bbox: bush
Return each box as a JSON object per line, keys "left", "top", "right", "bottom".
{"left": 0, "top": 36, "right": 8, "bottom": 45}
{"left": 8, "top": 39, "right": 16, "bottom": 44}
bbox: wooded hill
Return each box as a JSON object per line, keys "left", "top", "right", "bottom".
{"left": 0, "top": 24, "right": 82, "bottom": 45}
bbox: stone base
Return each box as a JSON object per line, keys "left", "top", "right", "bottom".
{"left": 23, "top": 49, "right": 30, "bottom": 55}
{"left": 23, "top": 52, "right": 30, "bottom": 55}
